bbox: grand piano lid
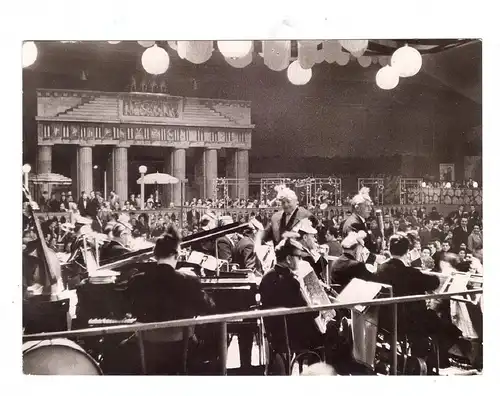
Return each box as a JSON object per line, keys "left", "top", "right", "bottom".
{"left": 97, "top": 221, "right": 251, "bottom": 272}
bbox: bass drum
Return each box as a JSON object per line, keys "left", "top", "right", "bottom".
{"left": 23, "top": 338, "right": 102, "bottom": 375}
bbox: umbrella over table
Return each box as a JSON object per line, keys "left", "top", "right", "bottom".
{"left": 136, "top": 172, "right": 179, "bottom": 185}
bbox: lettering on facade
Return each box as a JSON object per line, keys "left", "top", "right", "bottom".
{"left": 123, "top": 97, "right": 180, "bottom": 118}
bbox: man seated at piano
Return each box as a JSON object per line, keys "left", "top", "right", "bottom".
{"left": 259, "top": 238, "right": 331, "bottom": 361}
{"left": 215, "top": 215, "right": 240, "bottom": 263}
{"left": 99, "top": 216, "right": 134, "bottom": 261}
{"left": 234, "top": 218, "right": 264, "bottom": 275}
{"left": 125, "top": 225, "right": 215, "bottom": 374}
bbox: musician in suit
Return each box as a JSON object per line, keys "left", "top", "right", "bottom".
{"left": 215, "top": 216, "right": 238, "bottom": 262}
{"left": 259, "top": 238, "right": 325, "bottom": 355}
{"left": 291, "top": 218, "right": 327, "bottom": 280}
{"left": 330, "top": 231, "right": 375, "bottom": 290}
{"left": 372, "top": 234, "right": 461, "bottom": 369}
{"left": 126, "top": 225, "right": 215, "bottom": 374}
{"left": 342, "top": 187, "right": 377, "bottom": 264}
{"left": 234, "top": 218, "right": 263, "bottom": 274}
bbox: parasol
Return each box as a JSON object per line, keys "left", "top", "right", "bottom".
{"left": 136, "top": 172, "right": 179, "bottom": 185}
{"left": 29, "top": 172, "right": 72, "bottom": 185}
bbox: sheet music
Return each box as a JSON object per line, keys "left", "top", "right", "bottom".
{"left": 336, "top": 278, "right": 383, "bottom": 313}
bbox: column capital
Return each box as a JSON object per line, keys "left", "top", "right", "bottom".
{"left": 115, "top": 143, "right": 131, "bottom": 148}
{"left": 79, "top": 143, "right": 95, "bottom": 148}
{"left": 205, "top": 146, "right": 221, "bottom": 151}
{"left": 38, "top": 142, "right": 55, "bottom": 147}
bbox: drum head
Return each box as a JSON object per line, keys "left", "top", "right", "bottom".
{"left": 23, "top": 338, "right": 101, "bottom": 375}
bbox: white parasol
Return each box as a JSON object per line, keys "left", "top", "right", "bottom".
{"left": 136, "top": 172, "right": 179, "bottom": 185}
{"left": 29, "top": 172, "right": 72, "bottom": 185}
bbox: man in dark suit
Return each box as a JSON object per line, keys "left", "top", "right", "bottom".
{"left": 126, "top": 227, "right": 215, "bottom": 374}
{"left": 233, "top": 218, "right": 263, "bottom": 274}
{"left": 77, "top": 191, "right": 90, "bottom": 217}
{"left": 373, "top": 234, "right": 461, "bottom": 369}
{"left": 447, "top": 205, "right": 465, "bottom": 225}
{"left": 186, "top": 203, "right": 201, "bottom": 229}
{"left": 342, "top": 187, "right": 377, "bottom": 263}
{"left": 452, "top": 217, "right": 469, "bottom": 252}
{"left": 330, "top": 231, "right": 374, "bottom": 290}
{"left": 257, "top": 187, "right": 313, "bottom": 246}
{"left": 215, "top": 216, "right": 238, "bottom": 262}
{"left": 419, "top": 219, "right": 433, "bottom": 248}
{"left": 468, "top": 205, "right": 481, "bottom": 232}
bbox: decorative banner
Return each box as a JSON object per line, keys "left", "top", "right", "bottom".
{"left": 323, "top": 40, "right": 342, "bottom": 64}
{"left": 184, "top": 41, "right": 213, "bottom": 64}
{"left": 263, "top": 40, "right": 291, "bottom": 71}
{"left": 224, "top": 42, "right": 254, "bottom": 68}
{"left": 298, "top": 40, "right": 321, "bottom": 69}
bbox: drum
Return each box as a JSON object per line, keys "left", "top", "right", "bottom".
{"left": 23, "top": 338, "right": 102, "bottom": 375}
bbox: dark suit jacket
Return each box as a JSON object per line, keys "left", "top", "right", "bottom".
{"left": 86, "top": 198, "right": 99, "bottom": 218}
{"left": 262, "top": 206, "right": 313, "bottom": 245}
{"left": 259, "top": 265, "right": 323, "bottom": 353}
{"left": 330, "top": 253, "right": 374, "bottom": 289}
{"left": 419, "top": 228, "right": 432, "bottom": 247}
{"left": 342, "top": 213, "right": 377, "bottom": 263}
{"left": 372, "top": 258, "right": 440, "bottom": 335}
{"left": 215, "top": 235, "right": 236, "bottom": 262}
{"left": 77, "top": 198, "right": 90, "bottom": 217}
{"left": 452, "top": 226, "right": 469, "bottom": 251}
{"left": 234, "top": 236, "right": 260, "bottom": 273}
{"left": 187, "top": 209, "right": 200, "bottom": 226}
{"left": 99, "top": 240, "right": 132, "bottom": 261}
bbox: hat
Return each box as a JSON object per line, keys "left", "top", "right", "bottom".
{"left": 294, "top": 218, "right": 317, "bottom": 235}
{"left": 319, "top": 203, "right": 328, "bottom": 211}
{"left": 341, "top": 230, "right": 367, "bottom": 249}
{"left": 74, "top": 215, "right": 93, "bottom": 225}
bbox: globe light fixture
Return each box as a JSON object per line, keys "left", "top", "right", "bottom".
{"left": 339, "top": 40, "right": 369, "bottom": 54}
{"left": 336, "top": 52, "right": 350, "bottom": 66}
{"left": 357, "top": 56, "right": 372, "bottom": 68}
{"left": 217, "top": 41, "right": 252, "bottom": 59}
{"left": 22, "top": 164, "right": 32, "bottom": 173}
{"left": 472, "top": 181, "right": 478, "bottom": 188}
{"left": 141, "top": 44, "right": 170, "bottom": 75}
{"left": 22, "top": 41, "right": 38, "bottom": 68}
{"left": 421, "top": 181, "right": 427, "bottom": 188}
{"left": 138, "top": 41, "right": 155, "bottom": 48}
{"left": 287, "top": 60, "right": 312, "bottom": 85}
{"left": 139, "top": 165, "right": 148, "bottom": 174}
{"left": 391, "top": 44, "right": 422, "bottom": 78}
{"left": 376, "top": 66, "right": 399, "bottom": 90}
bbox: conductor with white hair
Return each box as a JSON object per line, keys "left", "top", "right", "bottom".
{"left": 341, "top": 187, "right": 378, "bottom": 264}
{"left": 256, "top": 186, "right": 314, "bottom": 246}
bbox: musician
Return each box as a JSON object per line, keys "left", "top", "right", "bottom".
{"left": 330, "top": 231, "right": 375, "bottom": 290}
{"left": 290, "top": 218, "right": 327, "bottom": 280}
{"left": 257, "top": 187, "right": 313, "bottom": 246}
{"left": 126, "top": 225, "right": 215, "bottom": 374}
{"left": 342, "top": 187, "right": 377, "bottom": 264}
{"left": 99, "top": 218, "right": 133, "bottom": 261}
{"left": 373, "top": 234, "right": 462, "bottom": 369}
{"left": 259, "top": 238, "right": 325, "bottom": 355}
{"left": 233, "top": 218, "right": 264, "bottom": 274}
{"left": 215, "top": 216, "right": 239, "bottom": 262}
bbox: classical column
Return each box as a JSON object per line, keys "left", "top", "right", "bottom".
{"left": 194, "top": 149, "right": 205, "bottom": 199}
{"left": 78, "top": 145, "right": 93, "bottom": 196}
{"left": 37, "top": 145, "right": 52, "bottom": 174}
{"left": 37, "top": 144, "right": 53, "bottom": 195}
{"left": 225, "top": 149, "right": 237, "bottom": 199}
{"left": 162, "top": 148, "right": 173, "bottom": 206}
{"left": 236, "top": 149, "right": 249, "bottom": 199}
{"left": 172, "top": 148, "right": 186, "bottom": 206}
{"left": 113, "top": 146, "right": 128, "bottom": 202}
{"left": 205, "top": 148, "right": 218, "bottom": 200}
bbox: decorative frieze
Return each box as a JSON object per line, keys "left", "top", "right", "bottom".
{"left": 122, "top": 96, "right": 181, "bottom": 118}
{"left": 37, "top": 121, "right": 252, "bottom": 149}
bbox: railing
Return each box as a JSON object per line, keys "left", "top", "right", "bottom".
{"left": 22, "top": 288, "right": 482, "bottom": 376}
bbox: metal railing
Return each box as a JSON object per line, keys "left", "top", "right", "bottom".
{"left": 23, "top": 288, "right": 482, "bottom": 376}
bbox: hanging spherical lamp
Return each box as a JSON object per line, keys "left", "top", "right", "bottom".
{"left": 224, "top": 42, "right": 254, "bottom": 68}
{"left": 339, "top": 40, "right": 369, "bottom": 55}
{"left": 22, "top": 41, "right": 38, "bottom": 68}
{"left": 138, "top": 41, "right": 156, "bottom": 48}
{"left": 141, "top": 44, "right": 170, "bottom": 75}
{"left": 358, "top": 56, "right": 372, "bottom": 68}
{"left": 336, "top": 52, "right": 350, "bottom": 66}
{"left": 376, "top": 66, "right": 399, "bottom": 90}
{"left": 287, "top": 60, "right": 312, "bottom": 85}
{"left": 390, "top": 44, "right": 422, "bottom": 77}
{"left": 217, "top": 41, "right": 252, "bottom": 59}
